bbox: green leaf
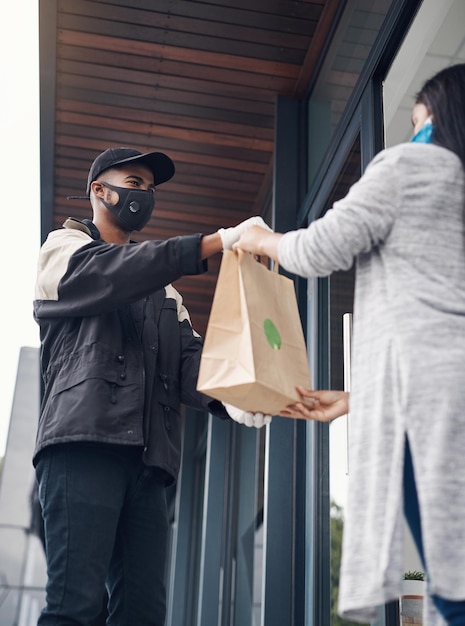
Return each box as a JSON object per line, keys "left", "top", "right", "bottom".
{"left": 263, "top": 319, "right": 282, "bottom": 350}
{"left": 403, "top": 570, "right": 425, "bottom": 581}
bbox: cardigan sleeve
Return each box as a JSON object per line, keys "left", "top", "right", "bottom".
{"left": 278, "top": 146, "right": 403, "bottom": 278}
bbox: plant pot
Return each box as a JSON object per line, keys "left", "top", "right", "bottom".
{"left": 400, "top": 580, "right": 425, "bottom": 624}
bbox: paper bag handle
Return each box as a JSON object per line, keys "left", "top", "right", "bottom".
{"left": 236, "top": 248, "right": 279, "bottom": 273}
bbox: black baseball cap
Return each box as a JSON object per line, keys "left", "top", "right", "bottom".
{"left": 86, "top": 147, "right": 175, "bottom": 195}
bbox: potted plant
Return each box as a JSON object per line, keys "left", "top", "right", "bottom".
{"left": 401, "top": 570, "right": 425, "bottom": 624}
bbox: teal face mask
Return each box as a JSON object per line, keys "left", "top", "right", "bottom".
{"left": 411, "top": 115, "right": 434, "bottom": 144}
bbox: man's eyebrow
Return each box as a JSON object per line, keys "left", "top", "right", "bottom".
{"left": 124, "top": 174, "right": 155, "bottom": 185}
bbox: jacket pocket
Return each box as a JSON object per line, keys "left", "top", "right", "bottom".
{"left": 157, "top": 373, "right": 181, "bottom": 411}
{"left": 49, "top": 343, "right": 132, "bottom": 395}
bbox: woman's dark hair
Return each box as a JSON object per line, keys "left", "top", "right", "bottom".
{"left": 416, "top": 63, "right": 465, "bottom": 169}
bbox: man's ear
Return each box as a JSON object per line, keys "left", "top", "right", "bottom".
{"left": 91, "top": 181, "right": 105, "bottom": 198}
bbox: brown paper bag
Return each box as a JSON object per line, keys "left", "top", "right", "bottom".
{"left": 197, "top": 249, "right": 312, "bottom": 415}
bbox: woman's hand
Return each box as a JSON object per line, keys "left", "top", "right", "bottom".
{"left": 233, "top": 226, "right": 282, "bottom": 261}
{"left": 280, "top": 388, "right": 349, "bottom": 422}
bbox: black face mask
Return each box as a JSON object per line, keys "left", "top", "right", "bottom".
{"left": 100, "top": 181, "right": 155, "bottom": 231}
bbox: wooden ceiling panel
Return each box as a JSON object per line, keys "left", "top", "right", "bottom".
{"left": 46, "top": 0, "right": 343, "bottom": 335}
{"left": 58, "top": 0, "right": 322, "bottom": 52}
{"left": 57, "top": 44, "right": 299, "bottom": 92}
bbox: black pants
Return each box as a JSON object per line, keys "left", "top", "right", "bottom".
{"left": 36, "top": 444, "right": 169, "bottom": 626}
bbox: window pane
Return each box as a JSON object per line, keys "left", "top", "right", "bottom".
{"left": 383, "top": 0, "right": 465, "bottom": 147}
{"left": 326, "top": 135, "right": 369, "bottom": 626}
{"left": 307, "top": 0, "right": 393, "bottom": 188}
{"left": 232, "top": 427, "right": 266, "bottom": 626}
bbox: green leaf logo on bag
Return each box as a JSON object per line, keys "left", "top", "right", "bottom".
{"left": 264, "top": 319, "right": 282, "bottom": 350}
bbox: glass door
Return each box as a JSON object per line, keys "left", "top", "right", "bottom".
{"left": 325, "top": 134, "right": 367, "bottom": 626}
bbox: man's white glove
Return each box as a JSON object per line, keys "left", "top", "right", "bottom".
{"left": 223, "top": 402, "right": 272, "bottom": 428}
{"left": 218, "top": 216, "right": 272, "bottom": 250}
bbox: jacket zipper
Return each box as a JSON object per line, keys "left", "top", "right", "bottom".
{"left": 125, "top": 302, "right": 146, "bottom": 443}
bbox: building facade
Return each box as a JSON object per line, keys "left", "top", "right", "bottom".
{"left": 1, "top": 1, "right": 464, "bottom": 624}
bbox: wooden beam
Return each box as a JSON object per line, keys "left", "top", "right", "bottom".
{"left": 293, "top": 0, "right": 345, "bottom": 98}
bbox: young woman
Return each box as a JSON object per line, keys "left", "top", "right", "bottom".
{"left": 235, "top": 64, "right": 465, "bottom": 626}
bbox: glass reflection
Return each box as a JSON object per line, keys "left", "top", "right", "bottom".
{"left": 307, "top": 0, "right": 393, "bottom": 188}
{"left": 326, "top": 136, "right": 369, "bottom": 625}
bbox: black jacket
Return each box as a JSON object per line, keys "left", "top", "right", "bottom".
{"left": 33, "top": 218, "right": 228, "bottom": 483}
